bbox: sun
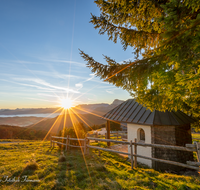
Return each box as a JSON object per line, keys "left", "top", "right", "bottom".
{"left": 60, "top": 98, "right": 73, "bottom": 109}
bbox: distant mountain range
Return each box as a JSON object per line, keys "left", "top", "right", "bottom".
{"left": 0, "top": 99, "right": 124, "bottom": 116}
{"left": 0, "top": 99, "right": 125, "bottom": 127}
{"left": 0, "top": 107, "right": 60, "bottom": 115}
{"left": 75, "top": 99, "right": 124, "bottom": 116}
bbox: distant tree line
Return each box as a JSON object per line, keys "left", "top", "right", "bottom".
{"left": 57, "top": 121, "right": 122, "bottom": 147}
{"left": 0, "top": 125, "right": 51, "bottom": 140}
{"left": 0, "top": 121, "right": 122, "bottom": 141}
{"left": 90, "top": 121, "right": 121, "bottom": 131}
{"left": 58, "top": 121, "right": 122, "bottom": 139}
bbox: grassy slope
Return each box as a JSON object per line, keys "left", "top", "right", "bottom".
{"left": 0, "top": 141, "right": 200, "bottom": 190}
{"left": 192, "top": 133, "right": 200, "bottom": 141}
{"left": 27, "top": 113, "right": 105, "bottom": 134}
{"left": 0, "top": 125, "right": 50, "bottom": 140}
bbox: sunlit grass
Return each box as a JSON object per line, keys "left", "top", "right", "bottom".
{"left": 1, "top": 101, "right": 198, "bottom": 190}
{"left": 192, "top": 133, "right": 200, "bottom": 140}
{"left": 0, "top": 141, "right": 200, "bottom": 190}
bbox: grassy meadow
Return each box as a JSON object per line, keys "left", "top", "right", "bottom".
{"left": 0, "top": 140, "right": 200, "bottom": 190}
{"left": 192, "top": 133, "right": 200, "bottom": 142}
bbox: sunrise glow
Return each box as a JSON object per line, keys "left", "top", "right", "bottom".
{"left": 60, "top": 98, "right": 73, "bottom": 109}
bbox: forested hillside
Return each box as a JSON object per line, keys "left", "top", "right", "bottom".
{"left": 0, "top": 117, "right": 46, "bottom": 127}
{"left": 27, "top": 113, "right": 106, "bottom": 134}
{"left": 0, "top": 125, "right": 50, "bottom": 140}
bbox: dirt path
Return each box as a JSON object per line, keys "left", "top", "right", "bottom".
{"left": 0, "top": 141, "right": 20, "bottom": 144}
{"left": 110, "top": 144, "right": 128, "bottom": 157}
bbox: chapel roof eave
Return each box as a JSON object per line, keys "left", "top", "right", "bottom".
{"left": 102, "top": 99, "right": 196, "bottom": 126}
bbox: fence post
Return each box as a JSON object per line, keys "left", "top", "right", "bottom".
{"left": 87, "top": 139, "right": 90, "bottom": 155}
{"left": 95, "top": 132, "right": 98, "bottom": 142}
{"left": 106, "top": 120, "right": 110, "bottom": 146}
{"left": 68, "top": 136, "right": 70, "bottom": 151}
{"left": 105, "top": 133, "right": 107, "bottom": 139}
{"left": 65, "top": 135, "right": 68, "bottom": 151}
{"left": 134, "top": 138, "right": 137, "bottom": 168}
{"left": 130, "top": 140, "right": 133, "bottom": 169}
{"left": 195, "top": 142, "right": 200, "bottom": 162}
{"left": 50, "top": 136, "right": 52, "bottom": 148}
{"left": 84, "top": 138, "right": 87, "bottom": 155}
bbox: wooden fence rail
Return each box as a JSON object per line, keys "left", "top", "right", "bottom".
{"left": 87, "top": 137, "right": 130, "bottom": 144}
{"left": 87, "top": 131, "right": 127, "bottom": 140}
{"left": 50, "top": 136, "right": 200, "bottom": 171}
{"left": 51, "top": 136, "right": 85, "bottom": 150}
{"left": 87, "top": 137, "right": 196, "bottom": 152}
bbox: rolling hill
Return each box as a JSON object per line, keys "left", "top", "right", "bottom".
{"left": 27, "top": 111, "right": 106, "bottom": 134}
{"left": 0, "top": 116, "right": 46, "bottom": 127}
{"left": 0, "top": 125, "right": 51, "bottom": 140}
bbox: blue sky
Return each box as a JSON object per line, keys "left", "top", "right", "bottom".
{"left": 0, "top": 0, "right": 133, "bottom": 109}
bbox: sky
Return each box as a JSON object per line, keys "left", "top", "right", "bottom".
{"left": 0, "top": 0, "right": 134, "bottom": 109}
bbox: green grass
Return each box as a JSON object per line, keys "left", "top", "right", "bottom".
{"left": 0, "top": 141, "right": 200, "bottom": 190}
{"left": 192, "top": 133, "right": 200, "bottom": 142}
{"left": 0, "top": 139, "right": 28, "bottom": 142}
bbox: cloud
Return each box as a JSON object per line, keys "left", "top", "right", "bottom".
{"left": 37, "top": 93, "right": 60, "bottom": 98}
{"left": 26, "top": 97, "right": 59, "bottom": 103}
{"left": 13, "top": 78, "right": 80, "bottom": 94}
{"left": 4, "top": 60, "right": 42, "bottom": 65}
{"left": 79, "top": 73, "right": 96, "bottom": 83}
{"left": 0, "top": 78, "right": 54, "bottom": 91}
{"left": 106, "top": 90, "right": 114, "bottom": 94}
{"left": 39, "top": 58, "right": 86, "bottom": 67}
{"left": 1, "top": 77, "right": 80, "bottom": 94}
{"left": 84, "top": 73, "right": 97, "bottom": 82}
{"left": 0, "top": 70, "right": 87, "bottom": 81}
{"left": 75, "top": 83, "right": 83, "bottom": 89}
{"left": 74, "top": 73, "right": 98, "bottom": 90}
{"left": 43, "top": 70, "right": 85, "bottom": 80}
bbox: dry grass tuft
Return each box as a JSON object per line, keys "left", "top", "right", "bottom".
{"left": 24, "top": 160, "right": 38, "bottom": 170}
{"left": 58, "top": 152, "right": 66, "bottom": 162}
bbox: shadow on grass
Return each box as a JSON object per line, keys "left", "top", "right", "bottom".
{"left": 2, "top": 164, "right": 38, "bottom": 189}
{"left": 3, "top": 142, "right": 197, "bottom": 190}
{"left": 50, "top": 148, "right": 124, "bottom": 190}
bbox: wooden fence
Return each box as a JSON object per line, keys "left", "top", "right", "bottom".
{"left": 51, "top": 136, "right": 86, "bottom": 151}
{"left": 50, "top": 136, "right": 200, "bottom": 171}
{"left": 87, "top": 131, "right": 127, "bottom": 141}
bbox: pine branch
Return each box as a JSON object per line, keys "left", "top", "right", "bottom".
{"left": 91, "top": 14, "right": 160, "bottom": 50}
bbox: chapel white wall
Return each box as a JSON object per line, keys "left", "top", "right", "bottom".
{"left": 127, "top": 123, "right": 152, "bottom": 168}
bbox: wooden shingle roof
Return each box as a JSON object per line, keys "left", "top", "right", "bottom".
{"left": 103, "top": 99, "right": 195, "bottom": 126}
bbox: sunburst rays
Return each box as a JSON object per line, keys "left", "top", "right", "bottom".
{"left": 24, "top": 98, "right": 100, "bottom": 187}
{"left": 60, "top": 98, "right": 74, "bottom": 109}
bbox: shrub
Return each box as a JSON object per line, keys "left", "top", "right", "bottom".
{"left": 57, "top": 122, "right": 86, "bottom": 147}
{"left": 24, "top": 160, "right": 38, "bottom": 170}
{"left": 58, "top": 152, "right": 66, "bottom": 162}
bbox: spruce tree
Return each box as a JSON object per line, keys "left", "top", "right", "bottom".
{"left": 80, "top": 0, "right": 200, "bottom": 127}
